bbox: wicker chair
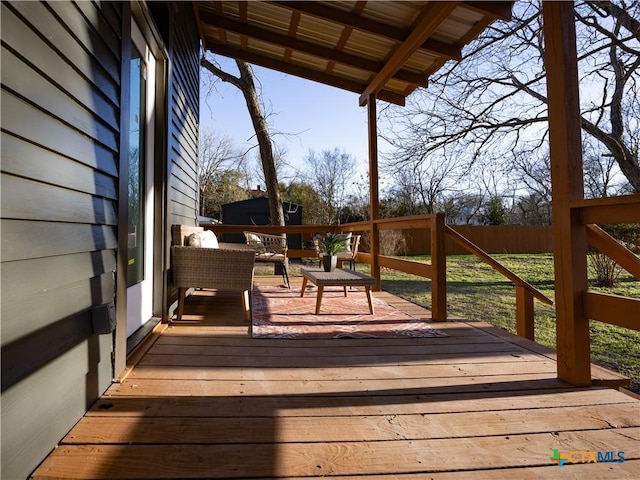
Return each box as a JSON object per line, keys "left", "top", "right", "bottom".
{"left": 171, "top": 225, "right": 255, "bottom": 322}
{"left": 244, "top": 231, "right": 290, "bottom": 288}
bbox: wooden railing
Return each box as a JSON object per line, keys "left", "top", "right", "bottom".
{"left": 204, "top": 201, "right": 638, "bottom": 349}
{"left": 205, "top": 215, "right": 448, "bottom": 320}
{"left": 445, "top": 226, "right": 553, "bottom": 340}
{"left": 372, "top": 214, "right": 447, "bottom": 320}
{"left": 207, "top": 214, "right": 555, "bottom": 328}
{"left": 571, "top": 195, "right": 640, "bottom": 333}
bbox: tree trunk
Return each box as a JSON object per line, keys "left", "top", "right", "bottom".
{"left": 200, "top": 57, "right": 285, "bottom": 226}
{"left": 234, "top": 61, "right": 285, "bottom": 225}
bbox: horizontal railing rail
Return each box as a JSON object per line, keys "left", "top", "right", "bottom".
{"left": 574, "top": 195, "right": 640, "bottom": 335}
{"left": 205, "top": 215, "right": 447, "bottom": 319}
{"left": 571, "top": 193, "right": 640, "bottom": 224}
{"left": 372, "top": 214, "right": 447, "bottom": 320}
{"left": 568, "top": 194, "right": 640, "bottom": 386}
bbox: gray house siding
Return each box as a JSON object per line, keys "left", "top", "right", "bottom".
{"left": 167, "top": 3, "right": 200, "bottom": 226}
{"left": 161, "top": 2, "right": 200, "bottom": 314}
{"left": 1, "top": 1, "right": 121, "bottom": 478}
{"left": 1, "top": 2, "right": 201, "bottom": 478}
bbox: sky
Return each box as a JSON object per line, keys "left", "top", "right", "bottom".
{"left": 199, "top": 56, "right": 393, "bottom": 183}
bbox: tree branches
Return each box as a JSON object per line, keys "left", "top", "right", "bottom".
{"left": 382, "top": 0, "right": 640, "bottom": 200}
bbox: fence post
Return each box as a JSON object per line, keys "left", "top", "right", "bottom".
{"left": 515, "top": 286, "right": 535, "bottom": 340}
{"left": 431, "top": 214, "right": 447, "bottom": 321}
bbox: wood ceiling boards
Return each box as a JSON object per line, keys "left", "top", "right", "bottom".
{"left": 194, "top": 1, "right": 513, "bottom": 106}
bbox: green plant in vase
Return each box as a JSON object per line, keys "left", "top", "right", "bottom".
{"left": 316, "top": 232, "right": 349, "bottom": 271}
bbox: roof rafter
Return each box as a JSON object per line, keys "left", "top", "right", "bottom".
{"left": 206, "top": 41, "right": 406, "bottom": 106}
{"left": 200, "top": 11, "right": 428, "bottom": 87}
{"left": 462, "top": 1, "right": 513, "bottom": 21}
{"left": 359, "top": 1, "right": 459, "bottom": 106}
{"left": 196, "top": 1, "right": 514, "bottom": 106}
{"left": 271, "top": 1, "right": 463, "bottom": 62}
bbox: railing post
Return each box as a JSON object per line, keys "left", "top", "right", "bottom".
{"left": 515, "top": 286, "right": 535, "bottom": 340}
{"left": 431, "top": 213, "right": 447, "bottom": 321}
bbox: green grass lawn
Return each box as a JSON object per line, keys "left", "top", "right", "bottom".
{"left": 376, "top": 254, "right": 640, "bottom": 393}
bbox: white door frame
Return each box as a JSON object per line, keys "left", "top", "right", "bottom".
{"left": 114, "top": 3, "right": 167, "bottom": 381}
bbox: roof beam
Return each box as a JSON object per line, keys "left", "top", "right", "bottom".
{"left": 199, "top": 11, "right": 428, "bottom": 86}
{"left": 359, "top": 1, "right": 459, "bottom": 106}
{"left": 272, "top": 1, "right": 462, "bottom": 62}
{"left": 206, "top": 41, "right": 406, "bottom": 106}
{"left": 462, "top": 1, "right": 513, "bottom": 22}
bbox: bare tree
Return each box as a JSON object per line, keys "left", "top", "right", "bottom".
{"left": 583, "top": 144, "right": 625, "bottom": 197}
{"left": 382, "top": 148, "right": 472, "bottom": 216}
{"left": 382, "top": 0, "right": 640, "bottom": 195}
{"left": 304, "top": 148, "right": 356, "bottom": 224}
{"left": 198, "top": 129, "right": 248, "bottom": 217}
{"left": 384, "top": 165, "right": 426, "bottom": 217}
{"left": 201, "top": 56, "right": 285, "bottom": 227}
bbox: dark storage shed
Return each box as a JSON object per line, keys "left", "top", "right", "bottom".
{"left": 221, "top": 197, "right": 303, "bottom": 249}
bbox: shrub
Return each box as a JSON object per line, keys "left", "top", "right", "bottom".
{"left": 588, "top": 250, "right": 622, "bottom": 287}
{"left": 380, "top": 230, "right": 408, "bottom": 256}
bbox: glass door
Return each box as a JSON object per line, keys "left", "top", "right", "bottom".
{"left": 126, "top": 20, "right": 156, "bottom": 337}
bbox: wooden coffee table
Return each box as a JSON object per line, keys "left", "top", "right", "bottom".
{"left": 300, "top": 267, "right": 376, "bottom": 314}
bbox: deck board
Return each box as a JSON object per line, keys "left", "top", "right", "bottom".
{"left": 64, "top": 403, "right": 640, "bottom": 444}
{"left": 31, "top": 429, "right": 640, "bottom": 478}
{"left": 32, "top": 277, "right": 640, "bottom": 479}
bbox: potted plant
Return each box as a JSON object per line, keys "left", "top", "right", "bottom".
{"left": 316, "top": 232, "right": 349, "bottom": 272}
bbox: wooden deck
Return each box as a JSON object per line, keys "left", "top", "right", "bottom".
{"left": 33, "top": 277, "right": 640, "bottom": 479}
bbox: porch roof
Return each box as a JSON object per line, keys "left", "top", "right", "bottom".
{"left": 193, "top": 1, "right": 513, "bottom": 106}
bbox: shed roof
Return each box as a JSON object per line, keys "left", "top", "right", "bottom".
{"left": 194, "top": 1, "right": 513, "bottom": 106}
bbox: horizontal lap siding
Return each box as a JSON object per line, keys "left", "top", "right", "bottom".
{"left": 167, "top": 4, "right": 200, "bottom": 226}
{"left": 0, "top": 2, "right": 121, "bottom": 479}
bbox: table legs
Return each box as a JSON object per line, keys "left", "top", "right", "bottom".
{"left": 365, "top": 286, "right": 374, "bottom": 315}
{"left": 315, "top": 286, "right": 324, "bottom": 315}
{"left": 300, "top": 276, "right": 374, "bottom": 315}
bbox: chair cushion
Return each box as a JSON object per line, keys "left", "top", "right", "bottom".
{"left": 188, "top": 230, "right": 219, "bottom": 249}
{"left": 256, "top": 252, "right": 285, "bottom": 261}
{"left": 246, "top": 233, "right": 266, "bottom": 253}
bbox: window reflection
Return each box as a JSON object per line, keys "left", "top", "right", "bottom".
{"left": 127, "top": 47, "right": 146, "bottom": 287}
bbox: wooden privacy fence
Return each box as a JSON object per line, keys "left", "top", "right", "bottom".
{"left": 403, "top": 224, "right": 553, "bottom": 255}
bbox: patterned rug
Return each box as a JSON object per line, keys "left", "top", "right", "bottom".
{"left": 251, "top": 285, "right": 448, "bottom": 339}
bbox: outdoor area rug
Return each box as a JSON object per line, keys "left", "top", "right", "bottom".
{"left": 251, "top": 285, "right": 448, "bottom": 339}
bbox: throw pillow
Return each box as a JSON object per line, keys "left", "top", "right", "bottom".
{"left": 345, "top": 232, "right": 352, "bottom": 252}
{"left": 188, "top": 230, "right": 219, "bottom": 249}
{"left": 246, "top": 233, "right": 265, "bottom": 253}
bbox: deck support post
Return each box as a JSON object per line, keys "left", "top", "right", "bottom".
{"left": 367, "top": 93, "right": 381, "bottom": 291}
{"left": 542, "top": 1, "right": 591, "bottom": 386}
{"left": 431, "top": 213, "right": 447, "bottom": 321}
{"left": 515, "top": 286, "right": 535, "bottom": 340}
